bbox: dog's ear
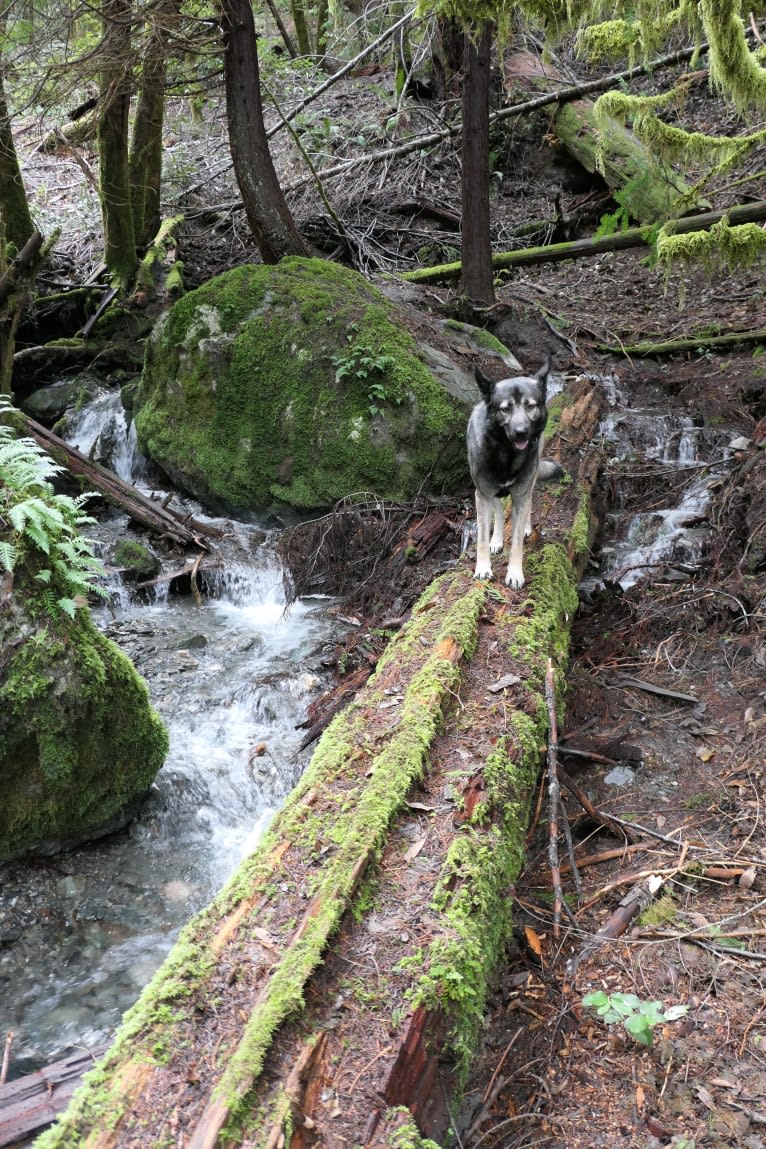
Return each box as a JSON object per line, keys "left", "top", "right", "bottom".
{"left": 535, "top": 356, "right": 551, "bottom": 397}
{"left": 474, "top": 365, "right": 495, "bottom": 401}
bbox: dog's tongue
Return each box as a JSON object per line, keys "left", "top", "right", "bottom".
{"left": 512, "top": 436, "right": 529, "bottom": 451}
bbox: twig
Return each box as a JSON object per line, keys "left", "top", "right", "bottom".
{"left": 545, "top": 658, "right": 564, "bottom": 937}
{"left": 0, "top": 1030, "right": 13, "bottom": 1085}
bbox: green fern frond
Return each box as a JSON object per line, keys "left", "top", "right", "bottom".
{"left": 0, "top": 540, "right": 17, "bottom": 572}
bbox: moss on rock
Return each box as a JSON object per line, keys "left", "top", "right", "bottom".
{"left": 0, "top": 597, "right": 168, "bottom": 861}
{"left": 135, "top": 258, "right": 469, "bottom": 512}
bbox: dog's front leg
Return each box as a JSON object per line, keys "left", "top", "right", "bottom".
{"left": 505, "top": 489, "right": 532, "bottom": 589}
{"left": 474, "top": 491, "right": 494, "bottom": 579}
{"left": 490, "top": 497, "right": 505, "bottom": 553}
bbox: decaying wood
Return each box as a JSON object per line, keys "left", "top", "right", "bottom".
{"left": 1, "top": 230, "right": 46, "bottom": 395}
{"left": 21, "top": 414, "right": 222, "bottom": 548}
{"left": 506, "top": 49, "right": 703, "bottom": 225}
{"left": 285, "top": 35, "right": 720, "bottom": 196}
{"left": 402, "top": 198, "right": 766, "bottom": 284}
{"left": 0, "top": 1044, "right": 108, "bottom": 1147}
{"left": 610, "top": 675, "right": 700, "bottom": 705}
{"left": 545, "top": 658, "right": 566, "bottom": 937}
{"left": 568, "top": 875, "right": 665, "bottom": 978}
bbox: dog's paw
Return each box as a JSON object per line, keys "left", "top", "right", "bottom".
{"left": 474, "top": 564, "right": 494, "bottom": 581}
{"left": 489, "top": 538, "right": 504, "bottom": 555}
{"left": 505, "top": 566, "right": 525, "bottom": 589}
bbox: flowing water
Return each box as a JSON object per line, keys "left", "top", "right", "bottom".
{"left": 0, "top": 393, "right": 341, "bottom": 1075}
{"left": 581, "top": 377, "right": 737, "bottom": 594}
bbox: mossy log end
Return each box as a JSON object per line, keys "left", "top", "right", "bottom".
{"left": 34, "top": 379, "right": 604, "bottom": 1149}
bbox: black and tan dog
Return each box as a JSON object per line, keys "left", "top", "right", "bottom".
{"left": 467, "top": 357, "right": 562, "bottom": 588}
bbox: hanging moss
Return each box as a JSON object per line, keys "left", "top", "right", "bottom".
{"left": 657, "top": 216, "right": 766, "bottom": 280}
{"left": 702, "top": 0, "right": 766, "bottom": 114}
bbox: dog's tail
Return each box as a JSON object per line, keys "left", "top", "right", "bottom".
{"left": 538, "top": 459, "right": 566, "bottom": 483}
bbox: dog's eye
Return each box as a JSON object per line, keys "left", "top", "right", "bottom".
{"left": 498, "top": 401, "right": 510, "bottom": 411}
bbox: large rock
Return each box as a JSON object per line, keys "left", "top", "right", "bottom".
{"left": 0, "top": 595, "right": 169, "bottom": 862}
{"left": 135, "top": 258, "right": 471, "bottom": 512}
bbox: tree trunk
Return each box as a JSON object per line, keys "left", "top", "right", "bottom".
{"left": 98, "top": 0, "right": 138, "bottom": 288}
{"left": 290, "top": 0, "right": 311, "bottom": 56}
{"left": 461, "top": 22, "right": 494, "bottom": 307}
{"left": 221, "top": 0, "right": 308, "bottom": 263}
{"left": 0, "top": 20, "right": 35, "bottom": 250}
{"left": 129, "top": 0, "right": 180, "bottom": 248}
{"left": 0, "top": 231, "right": 44, "bottom": 395}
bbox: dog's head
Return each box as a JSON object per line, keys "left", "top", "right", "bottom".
{"left": 474, "top": 358, "right": 551, "bottom": 452}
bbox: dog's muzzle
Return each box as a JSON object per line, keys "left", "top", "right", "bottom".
{"left": 510, "top": 435, "right": 529, "bottom": 451}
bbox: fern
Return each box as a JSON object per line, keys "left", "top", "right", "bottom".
{"left": 0, "top": 396, "right": 107, "bottom": 617}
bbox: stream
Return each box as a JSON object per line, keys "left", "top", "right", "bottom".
{"left": 0, "top": 392, "right": 342, "bottom": 1076}
{"left": 0, "top": 374, "right": 742, "bottom": 1081}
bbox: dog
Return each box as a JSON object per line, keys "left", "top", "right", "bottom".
{"left": 467, "top": 357, "right": 563, "bottom": 589}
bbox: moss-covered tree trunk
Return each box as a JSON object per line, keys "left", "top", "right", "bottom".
{"left": 0, "top": 19, "right": 35, "bottom": 250}
{"left": 221, "top": 0, "right": 308, "bottom": 264}
{"left": 129, "top": 0, "right": 179, "bottom": 248}
{"left": 98, "top": 0, "right": 138, "bottom": 289}
{"left": 461, "top": 21, "right": 495, "bottom": 308}
{"left": 290, "top": 0, "right": 311, "bottom": 56}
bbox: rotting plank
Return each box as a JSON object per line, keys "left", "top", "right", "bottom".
{"left": 34, "top": 377, "right": 605, "bottom": 1149}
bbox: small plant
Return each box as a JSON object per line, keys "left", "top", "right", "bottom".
{"left": 332, "top": 338, "right": 398, "bottom": 416}
{"left": 0, "top": 397, "right": 107, "bottom": 618}
{"left": 582, "top": 990, "right": 688, "bottom": 1047}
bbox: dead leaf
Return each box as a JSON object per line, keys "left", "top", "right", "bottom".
{"left": 524, "top": 926, "right": 543, "bottom": 956}
{"left": 738, "top": 866, "right": 756, "bottom": 889}
{"left": 696, "top": 1085, "right": 716, "bottom": 1110}
{"left": 487, "top": 673, "right": 522, "bottom": 693}
{"left": 406, "top": 801, "right": 435, "bottom": 812}
{"left": 635, "top": 1083, "right": 645, "bottom": 1110}
{"left": 697, "top": 746, "right": 716, "bottom": 762}
{"left": 404, "top": 836, "right": 427, "bottom": 862}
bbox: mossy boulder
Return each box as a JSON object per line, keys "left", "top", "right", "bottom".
{"left": 134, "top": 258, "right": 470, "bottom": 512}
{"left": 0, "top": 597, "right": 169, "bottom": 862}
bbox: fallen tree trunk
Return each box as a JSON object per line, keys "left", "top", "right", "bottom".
{"left": 21, "top": 414, "right": 222, "bottom": 547}
{"left": 597, "top": 326, "right": 766, "bottom": 356}
{"left": 35, "top": 378, "right": 604, "bottom": 1148}
{"left": 0, "top": 1046, "right": 108, "bottom": 1148}
{"left": 402, "top": 198, "right": 766, "bottom": 284}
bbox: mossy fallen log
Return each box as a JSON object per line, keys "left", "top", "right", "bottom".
{"left": 402, "top": 198, "right": 766, "bottom": 285}
{"left": 597, "top": 326, "right": 766, "bottom": 356}
{"left": 35, "top": 377, "right": 604, "bottom": 1149}
{"left": 505, "top": 49, "right": 705, "bottom": 226}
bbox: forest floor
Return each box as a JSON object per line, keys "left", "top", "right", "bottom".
{"left": 11, "top": 31, "right": 766, "bottom": 1149}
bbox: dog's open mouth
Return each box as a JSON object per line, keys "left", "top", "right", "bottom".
{"left": 511, "top": 436, "right": 529, "bottom": 451}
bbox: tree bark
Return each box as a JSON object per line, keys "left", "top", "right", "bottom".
{"left": 129, "top": 0, "right": 180, "bottom": 248}
{"left": 98, "top": 0, "right": 138, "bottom": 288}
{"left": 461, "top": 22, "right": 494, "bottom": 307}
{"left": 0, "top": 230, "right": 44, "bottom": 395}
{"left": 221, "top": 0, "right": 308, "bottom": 263}
{"left": 0, "top": 17, "right": 35, "bottom": 250}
